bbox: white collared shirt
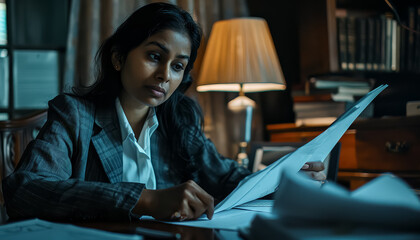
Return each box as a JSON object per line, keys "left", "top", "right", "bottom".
{"left": 115, "top": 98, "right": 158, "bottom": 189}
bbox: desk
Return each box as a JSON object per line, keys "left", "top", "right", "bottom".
{"left": 267, "top": 116, "right": 420, "bottom": 190}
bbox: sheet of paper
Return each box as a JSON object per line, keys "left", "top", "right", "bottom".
{"left": 233, "top": 199, "right": 273, "bottom": 213}
{"left": 214, "top": 84, "right": 388, "bottom": 214}
{"left": 215, "top": 229, "right": 243, "bottom": 240}
{"left": 0, "top": 219, "right": 142, "bottom": 240}
{"left": 351, "top": 173, "right": 420, "bottom": 209}
{"left": 140, "top": 209, "right": 274, "bottom": 231}
{"left": 273, "top": 169, "right": 420, "bottom": 228}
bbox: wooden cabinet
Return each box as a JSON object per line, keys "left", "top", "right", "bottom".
{"left": 267, "top": 116, "right": 420, "bottom": 190}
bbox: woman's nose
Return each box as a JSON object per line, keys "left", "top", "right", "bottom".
{"left": 155, "top": 64, "right": 170, "bottom": 82}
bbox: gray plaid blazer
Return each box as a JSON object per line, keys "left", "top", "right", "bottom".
{"left": 3, "top": 94, "right": 250, "bottom": 221}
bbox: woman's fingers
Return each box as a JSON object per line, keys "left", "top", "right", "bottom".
{"left": 181, "top": 190, "right": 203, "bottom": 220}
{"left": 173, "top": 180, "right": 214, "bottom": 221}
{"left": 188, "top": 181, "right": 214, "bottom": 219}
{"left": 301, "top": 170, "right": 327, "bottom": 181}
{"left": 136, "top": 181, "right": 215, "bottom": 221}
{"left": 300, "top": 161, "right": 326, "bottom": 181}
{"left": 181, "top": 198, "right": 193, "bottom": 220}
{"left": 301, "top": 161, "right": 325, "bottom": 171}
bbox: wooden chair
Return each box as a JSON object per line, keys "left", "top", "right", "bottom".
{"left": 0, "top": 110, "right": 47, "bottom": 223}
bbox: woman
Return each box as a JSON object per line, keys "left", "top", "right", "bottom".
{"left": 3, "top": 2, "right": 324, "bottom": 222}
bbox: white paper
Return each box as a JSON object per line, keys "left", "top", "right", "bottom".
{"left": 245, "top": 170, "right": 420, "bottom": 239}
{"left": 214, "top": 84, "right": 388, "bottom": 214}
{"left": 233, "top": 199, "right": 273, "bottom": 213}
{"left": 143, "top": 209, "right": 274, "bottom": 230}
{"left": 273, "top": 170, "right": 420, "bottom": 228}
{"left": 0, "top": 219, "right": 142, "bottom": 240}
{"left": 351, "top": 174, "right": 420, "bottom": 209}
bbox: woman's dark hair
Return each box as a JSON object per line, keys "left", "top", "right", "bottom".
{"left": 75, "top": 3, "right": 204, "bottom": 179}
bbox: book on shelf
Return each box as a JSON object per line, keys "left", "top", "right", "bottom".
{"left": 379, "top": 14, "right": 387, "bottom": 71}
{"left": 346, "top": 17, "right": 356, "bottom": 70}
{"left": 384, "top": 15, "right": 393, "bottom": 71}
{"left": 308, "top": 74, "right": 372, "bottom": 91}
{"left": 295, "top": 117, "right": 338, "bottom": 127}
{"left": 331, "top": 93, "right": 354, "bottom": 102}
{"left": 294, "top": 101, "right": 346, "bottom": 119}
{"left": 306, "top": 74, "right": 373, "bottom": 105}
{"left": 406, "top": 7, "right": 415, "bottom": 71}
{"left": 355, "top": 17, "right": 367, "bottom": 70}
{"left": 337, "top": 17, "right": 348, "bottom": 70}
{"left": 373, "top": 17, "right": 382, "bottom": 70}
{"left": 337, "top": 85, "right": 370, "bottom": 95}
{"left": 293, "top": 98, "right": 347, "bottom": 127}
{"left": 399, "top": 17, "right": 407, "bottom": 72}
{"left": 414, "top": 7, "right": 420, "bottom": 72}
{"left": 366, "top": 18, "right": 375, "bottom": 71}
{"left": 331, "top": 86, "right": 370, "bottom": 102}
{"left": 393, "top": 19, "right": 400, "bottom": 72}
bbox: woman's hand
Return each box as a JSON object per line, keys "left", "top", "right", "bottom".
{"left": 133, "top": 180, "right": 214, "bottom": 221}
{"left": 300, "top": 161, "right": 326, "bottom": 181}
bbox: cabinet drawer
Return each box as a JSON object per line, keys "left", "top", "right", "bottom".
{"left": 269, "top": 130, "right": 357, "bottom": 169}
{"left": 356, "top": 127, "right": 420, "bottom": 171}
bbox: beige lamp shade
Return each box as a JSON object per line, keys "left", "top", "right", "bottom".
{"left": 197, "top": 17, "right": 286, "bottom": 93}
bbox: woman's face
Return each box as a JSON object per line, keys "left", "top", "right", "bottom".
{"left": 114, "top": 29, "right": 191, "bottom": 108}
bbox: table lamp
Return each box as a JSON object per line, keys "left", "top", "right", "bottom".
{"left": 196, "top": 18, "right": 286, "bottom": 168}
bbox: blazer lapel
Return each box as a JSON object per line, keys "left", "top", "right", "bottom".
{"left": 91, "top": 103, "right": 123, "bottom": 183}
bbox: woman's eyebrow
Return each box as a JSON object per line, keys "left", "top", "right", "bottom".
{"left": 146, "top": 41, "right": 190, "bottom": 60}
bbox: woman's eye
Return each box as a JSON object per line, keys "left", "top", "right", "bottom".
{"left": 172, "top": 63, "right": 185, "bottom": 72}
{"left": 149, "top": 53, "right": 160, "bottom": 61}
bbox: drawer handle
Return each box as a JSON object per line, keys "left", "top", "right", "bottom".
{"left": 385, "top": 141, "right": 409, "bottom": 153}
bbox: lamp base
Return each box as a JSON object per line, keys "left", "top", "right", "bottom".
{"left": 236, "top": 142, "right": 249, "bottom": 169}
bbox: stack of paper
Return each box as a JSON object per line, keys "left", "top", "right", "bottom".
{"left": 246, "top": 170, "right": 420, "bottom": 239}
{"left": 276, "top": 170, "right": 420, "bottom": 227}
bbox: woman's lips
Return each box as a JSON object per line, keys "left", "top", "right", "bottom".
{"left": 146, "top": 85, "right": 166, "bottom": 98}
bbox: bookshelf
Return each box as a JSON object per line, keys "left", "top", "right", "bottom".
{"left": 280, "top": 0, "right": 420, "bottom": 189}
{"left": 296, "top": 0, "right": 420, "bottom": 117}
{"left": 0, "top": 0, "right": 69, "bottom": 120}
{"left": 298, "top": 0, "right": 420, "bottom": 78}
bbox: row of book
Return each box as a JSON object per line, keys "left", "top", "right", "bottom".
{"left": 337, "top": 6, "right": 420, "bottom": 73}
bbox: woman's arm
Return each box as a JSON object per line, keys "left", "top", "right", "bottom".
{"left": 2, "top": 95, "right": 143, "bottom": 221}
{"left": 190, "top": 136, "right": 252, "bottom": 201}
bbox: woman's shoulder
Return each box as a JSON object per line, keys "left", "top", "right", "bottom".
{"left": 46, "top": 94, "right": 98, "bottom": 124}
{"left": 49, "top": 93, "right": 95, "bottom": 111}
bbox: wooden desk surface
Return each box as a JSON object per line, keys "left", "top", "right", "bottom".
{"left": 74, "top": 219, "right": 225, "bottom": 240}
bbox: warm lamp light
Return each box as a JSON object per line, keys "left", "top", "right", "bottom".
{"left": 197, "top": 17, "right": 286, "bottom": 168}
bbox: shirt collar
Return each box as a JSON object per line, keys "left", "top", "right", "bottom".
{"left": 115, "top": 98, "right": 158, "bottom": 142}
